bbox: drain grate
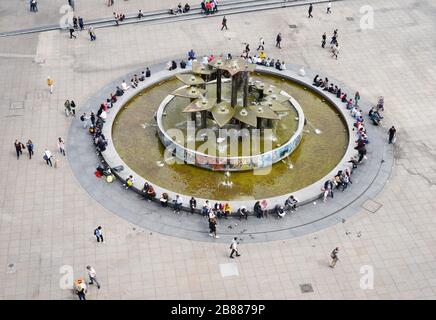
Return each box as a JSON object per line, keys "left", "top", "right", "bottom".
{"left": 10, "top": 101, "right": 24, "bottom": 110}
{"left": 300, "top": 283, "right": 314, "bottom": 293}
{"left": 289, "top": 24, "right": 297, "bottom": 29}
{"left": 361, "top": 199, "right": 383, "bottom": 213}
{"left": 346, "top": 17, "right": 355, "bottom": 21}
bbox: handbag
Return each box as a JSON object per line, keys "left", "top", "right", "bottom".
{"left": 43, "top": 155, "right": 48, "bottom": 161}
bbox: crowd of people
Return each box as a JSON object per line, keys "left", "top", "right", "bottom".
{"left": 312, "top": 72, "right": 387, "bottom": 202}
{"left": 169, "top": 3, "right": 191, "bottom": 15}
{"left": 320, "top": 29, "right": 340, "bottom": 59}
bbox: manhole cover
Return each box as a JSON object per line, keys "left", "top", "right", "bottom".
{"left": 10, "top": 101, "right": 24, "bottom": 110}
{"left": 289, "top": 24, "right": 297, "bottom": 29}
{"left": 361, "top": 199, "right": 383, "bottom": 213}
{"left": 300, "top": 283, "right": 313, "bottom": 293}
{"left": 346, "top": 17, "right": 355, "bottom": 21}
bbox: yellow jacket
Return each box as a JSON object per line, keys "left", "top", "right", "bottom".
{"left": 47, "top": 78, "right": 54, "bottom": 86}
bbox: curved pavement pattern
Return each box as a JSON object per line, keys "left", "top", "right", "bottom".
{"left": 67, "top": 60, "right": 394, "bottom": 243}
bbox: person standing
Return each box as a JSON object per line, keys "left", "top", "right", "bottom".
{"left": 173, "top": 195, "right": 183, "bottom": 214}
{"left": 221, "top": 16, "right": 228, "bottom": 30}
{"left": 275, "top": 33, "right": 282, "bottom": 49}
{"left": 229, "top": 237, "right": 241, "bottom": 258}
{"left": 90, "top": 111, "right": 96, "bottom": 126}
{"left": 94, "top": 226, "right": 104, "bottom": 242}
{"left": 327, "top": 1, "right": 332, "bottom": 14}
{"left": 26, "top": 140, "right": 34, "bottom": 159}
{"left": 47, "top": 76, "right": 54, "bottom": 94}
{"left": 80, "top": 113, "right": 88, "bottom": 128}
{"left": 43, "top": 149, "right": 53, "bottom": 166}
{"left": 388, "top": 126, "right": 396, "bottom": 144}
{"left": 64, "top": 100, "right": 71, "bottom": 116}
{"left": 108, "top": 0, "right": 114, "bottom": 6}
{"left": 354, "top": 91, "right": 360, "bottom": 106}
{"left": 209, "top": 217, "right": 219, "bottom": 238}
{"left": 321, "top": 32, "right": 326, "bottom": 48}
{"left": 189, "top": 196, "right": 197, "bottom": 213}
{"left": 257, "top": 37, "right": 265, "bottom": 51}
{"left": 78, "top": 17, "right": 84, "bottom": 31}
{"left": 14, "top": 140, "right": 24, "bottom": 159}
{"left": 70, "top": 100, "right": 76, "bottom": 116}
{"left": 58, "top": 137, "right": 66, "bottom": 156}
{"left": 329, "top": 247, "right": 339, "bottom": 268}
{"left": 86, "top": 266, "right": 101, "bottom": 289}
{"left": 308, "top": 3, "right": 313, "bottom": 18}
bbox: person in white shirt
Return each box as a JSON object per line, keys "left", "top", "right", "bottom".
{"left": 57, "top": 137, "right": 66, "bottom": 156}
{"left": 201, "top": 55, "right": 208, "bottom": 64}
{"left": 86, "top": 265, "right": 101, "bottom": 289}
{"left": 75, "top": 279, "right": 87, "bottom": 300}
{"left": 229, "top": 237, "right": 241, "bottom": 258}
{"left": 44, "top": 149, "right": 53, "bottom": 166}
{"left": 121, "top": 80, "right": 130, "bottom": 91}
{"left": 257, "top": 37, "right": 265, "bottom": 51}
{"left": 327, "top": 1, "right": 332, "bottom": 14}
{"left": 174, "top": 195, "right": 183, "bottom": 214}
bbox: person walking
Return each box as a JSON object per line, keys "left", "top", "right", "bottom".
{"left": 89, "top": 26, "right": 96, "bottom": 41}
{"left": 327, "top": 1, "right": 332, "bottom": 14}
{"left": 58, "top": 137, "right": 66, "bottom": 156}
{"left": 69, "top": 26, "right": 77, "bottom": 39}
{"left": 68, "top": 0, "right": 75, "bottom": 11}
{"left": 221, "top": 16, "right": 228, "bottom": 30}
{"left": 257, "top": 37, "right": 265, "bottom": 51}
{"left": 332, "top": 42, "right": 340, "bottom": 59}
{"left": 75, "top": 279, "right": 87, "bottom": 300}
{"left": 64, "top": 99, "right": 71, "bottom": 116}
{"left": 43, "top": 149, "right": 53, "bottom": 166}
{"left": 26, "top": 140, "right": 34, "bottom": 159}
{"left": 14, "top": 140, "right": 24, "bottom": 159}
{"left": 30, "top": 0, "right": 38, "bottom": 12}
{"left": 308, "top": 3, "right": 313, "bottom": 18}
{"left": 94, "top": 226, "right": 104, "bottom": 242}
{"left": 47, "top": 76, "right": 54, "bottom": 94}
{"left": 275, "top": 33, "right": 282, "bottom": 49}
{"left": 388, "top": 126, "right": 396, "bottom": 144}
{"left": 108, "top": 0, "right": 114, "bottom": 7}
{"left": 86, "top": 266, "right": 101, "bottom": 289}
{"left": 321, "top": 32, "right": 326, "bottom": 48}
{"left": 70, "top": 100, "right": 76, "bottom": 116}
{"left": 329, "top": 247, "right": 339, "bottom": 268}
{"left": 229, "top": 237, "right": 241, "bottom": 258}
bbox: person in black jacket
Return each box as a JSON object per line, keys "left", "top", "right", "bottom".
{"left": 189, "top": 197, "right": 197, "bottom": 213}
{"left": 254, "top": 201, "right": 263, "bottom": 218}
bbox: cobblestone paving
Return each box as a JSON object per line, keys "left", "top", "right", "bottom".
{"left": 0, "top": 0, "right": 436, "bottom": 299}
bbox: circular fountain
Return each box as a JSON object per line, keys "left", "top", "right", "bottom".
{"left": 156, "top": 58, "right": 305, "bottom": 172}
{"left": 110, "top": 59, "right": 351, "bottom": 202}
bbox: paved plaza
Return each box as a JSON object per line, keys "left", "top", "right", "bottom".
{"left": 1, "top": 0, "right": 436, "bottom": 300}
